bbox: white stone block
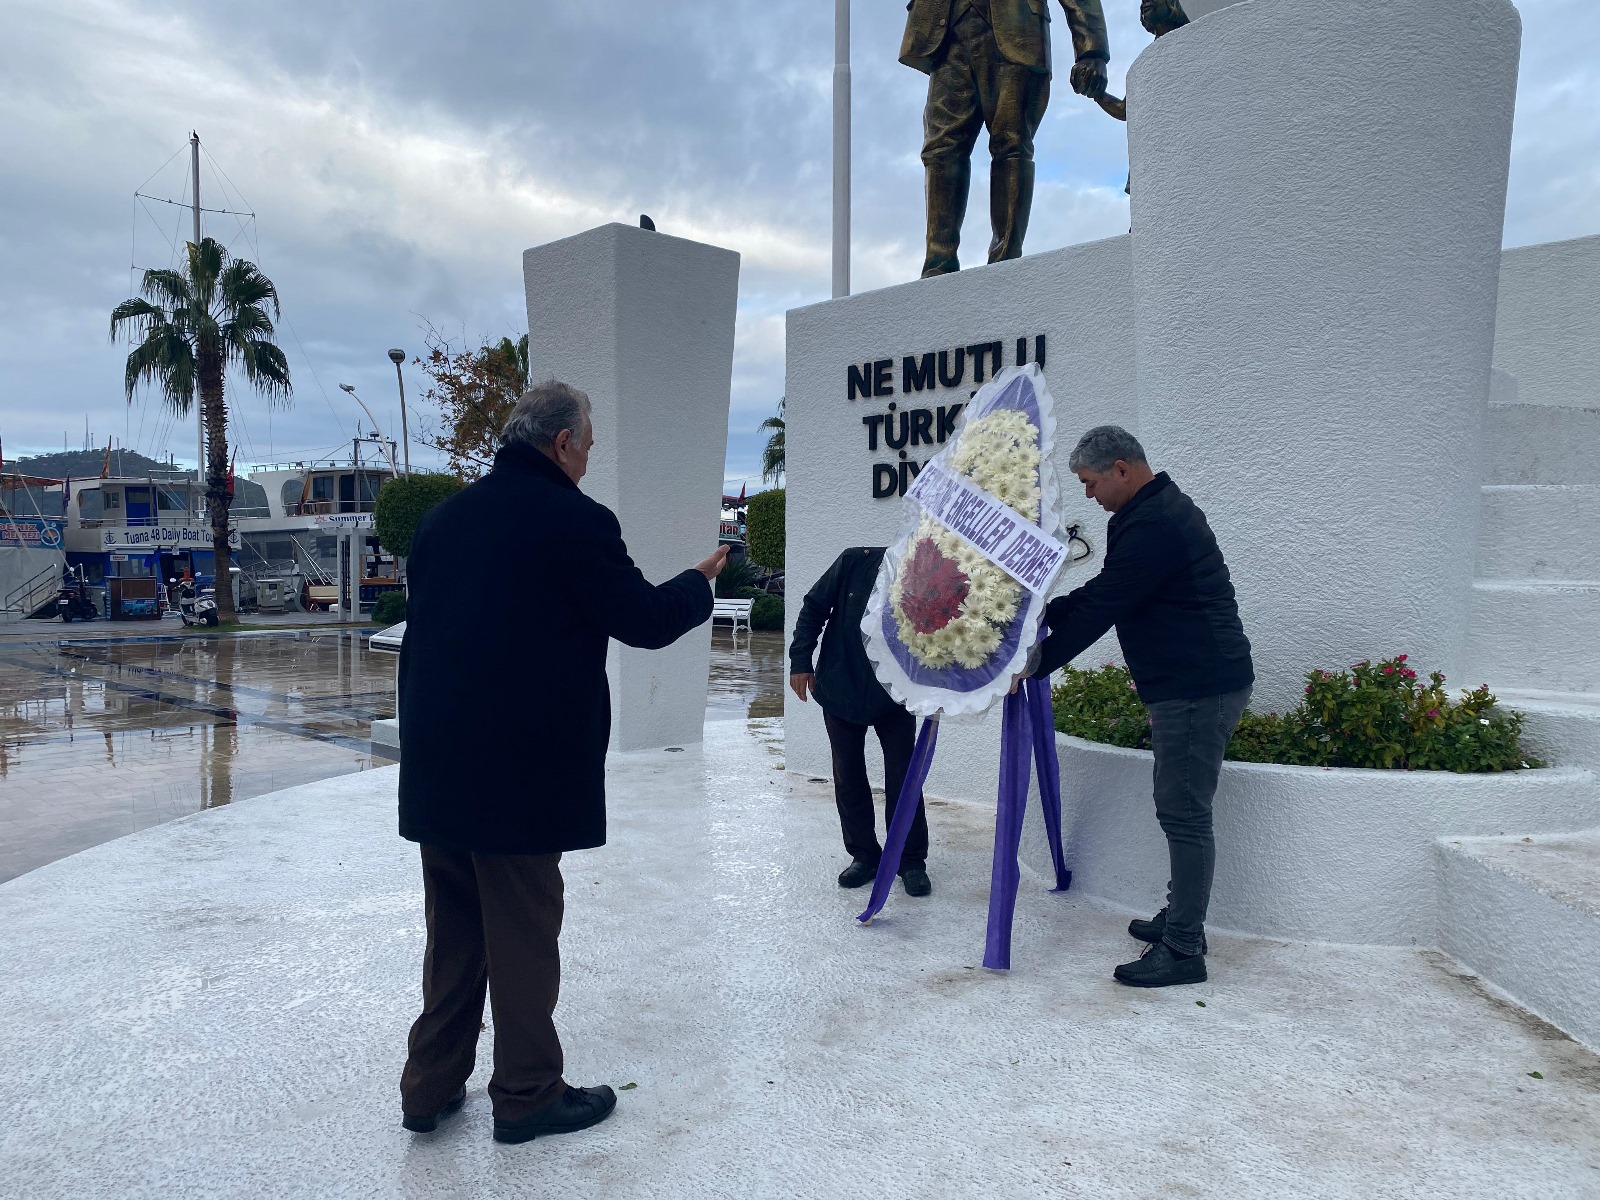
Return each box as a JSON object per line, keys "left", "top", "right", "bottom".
{"left": 1437, "top": 831, "right": 1600, "bottom": 1053}
{"left": 1493, "top": 234, "right": 1600, "bottom": 410}
{"left": 1469, "top": 581, "right": 1600, "bottom": 693}
{"left": 784, "top": 235, "right": 1136, "bottom": 799}
{"left": 1025, "top": 734, "right": 1600, "bottom": 945}
{"left": 1483, "top": 404, "right": 1600, "bottom": 485}
{"left": 1476, "top": 485, "right": 1600, "bottom": 581}
{"left": 1128, "top": 0, "right": 1521, "bottom": 711}
{"left": 524, "top": 223, "right": 739, "bottom": 751}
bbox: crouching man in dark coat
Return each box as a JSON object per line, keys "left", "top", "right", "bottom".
{"left": 1032, "top": 426, "right": 1253, "bottom": 989}
{"left": 396, "top": 381, "right": 726, "bottom": 1143}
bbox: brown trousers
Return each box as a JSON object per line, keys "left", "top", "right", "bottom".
{"left": 399, "top": 844, "right": 567, "bottom": 1122}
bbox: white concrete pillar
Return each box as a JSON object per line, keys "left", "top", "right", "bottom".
{"left": 524, "top": 223, "right": 740, "bottom": 751}
{"left": 1128, "top": 0, "right": 1521, "bottom": 710}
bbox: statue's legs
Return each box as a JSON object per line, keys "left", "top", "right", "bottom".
{"left": 918, "top": 15, "right": 987, "bottom": 277}
{"left": 985, "top": 70, "right": 1048, "bottom": 264}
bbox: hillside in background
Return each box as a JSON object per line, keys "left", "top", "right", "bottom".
{"left": 4, "top": 450, "right": 268, "bottom": 516}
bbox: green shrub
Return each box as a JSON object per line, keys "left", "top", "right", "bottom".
{"left": 715, "top": 555, "right": 756, "bottom": 599}
{"left": 371, "top": 591, "right": 406, "bottom": 625}
{"left": 750, "top": 593, "right": 783, "bottom": 631}
{"left": 374, "top": 473, "right": 464, "bottom": 558}
{"left": 745, "top": 487, "right": 784, "bottom": 570}
{"left": 1051, "top": 656, "right": 1539, "bottom": 774}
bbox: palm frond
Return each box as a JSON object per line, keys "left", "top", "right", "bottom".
{"left": 123, "top": 328, "right": 196, "bottom": 412}
{"left": 236, "top": 338, "right": 293, "bottom": 405}
{"left": 109, "top": 297, "right": 169, "bottom": 342}
{"left": 218, "top": 258, "right": 281, "bottom": 319}
{"left": 140, "top": 268, "right": 192, "bottom": 310}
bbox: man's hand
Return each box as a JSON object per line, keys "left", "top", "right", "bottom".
{"left": 1069, "top": 57, "right": 1108, "bottom": 99}
{"left": 790, "top": 672, "right": 815, "bottom": 702}
{"left": 695, "top": 545, "right": 730, "bottom": 580}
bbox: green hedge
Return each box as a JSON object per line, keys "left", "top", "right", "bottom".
{"left": 745, "top": 487, "right": 784, "bottom": 570}
{"left": 750, "top": 593, "right": 783, "bottom": 630}
{"left": 1051, "top": 656, "right": 1539, "bottom": 773}
{"left": 372, "top": 591, "right": 406, "bottom": 625}
{"left": 374, "top": 473, "right": 464, "bottom": 558}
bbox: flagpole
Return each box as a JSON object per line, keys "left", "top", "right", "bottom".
{"left": 832, "top": 0, "right": 851, "bottom": 299}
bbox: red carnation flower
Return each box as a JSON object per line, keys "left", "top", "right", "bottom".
{"left": 1396, "top": 654, "right": 1408, "bottom": 662}
{"left": 898, "top": 539, "right": 970, "bottom": 634}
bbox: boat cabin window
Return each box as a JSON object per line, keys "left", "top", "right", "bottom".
{"left": 104, "top": 489, "right": 121, "bottom": 511}
{"left": 77, "top": 489, "right": 105, "bottom": 521}
{"left": 281, "top": 480, "right": 303, "bottom": 509}
{"left": 158, "top": 488, "right": 188, "bottom": 513}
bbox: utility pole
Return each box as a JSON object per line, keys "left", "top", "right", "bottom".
{"left": 191, "top": 131, "right": 206, "bottom": 516}
{"left": 832, "top": 0, "right": 851, "bottom": 298}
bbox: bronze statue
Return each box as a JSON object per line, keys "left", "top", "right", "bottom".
{"left": 901, "top": 0, "right": 1111, "bottom": 278}
{"left": 1093, "top": 1, "right": 1191, "bottom": 122}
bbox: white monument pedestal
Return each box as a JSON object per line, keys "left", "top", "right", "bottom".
{"left": 523, "top": 223, "right": 739, "bottom": 751}
{"left": 1127, "top": 0, "right": 1522, "bottom": 709}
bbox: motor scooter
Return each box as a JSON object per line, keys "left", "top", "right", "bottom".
{"left": 56, "top": 567, "right": 99, "bottom": 622}
{"left": 171, "top": 577, "right": 219, "bottom": 627}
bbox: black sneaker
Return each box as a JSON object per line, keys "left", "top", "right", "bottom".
{"left": 1113, "top": 942, "right": 1207, "bottom": 988}
{"left": 493, "top": 1084, "right": 618, "bottom": 1144}
{"left": 900, "top": 868, "right": 932, "bottom": 897}
{"left": 402, "top": 1086, "right": 466, "bottom": 1133}
{"left": 837, "top": 859, "right": 879, "bottom": 888}
{"left": 1128, "top": 907, "right": 1206, "bottom": 953}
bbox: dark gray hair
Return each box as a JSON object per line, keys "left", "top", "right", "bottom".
{"left": 1068, "top": 425, "right": 1147, "bottom": 473}
{"left": 502, "top": 380, "right": 592, "bottom": 450}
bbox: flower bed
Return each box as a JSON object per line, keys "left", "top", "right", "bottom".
{"left": 1051, "top": 655, "right": 1540, "bottom": 773}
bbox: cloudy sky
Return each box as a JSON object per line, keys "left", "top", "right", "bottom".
{"left": 2, "top": 0, "right": 1596, "bottom": 491}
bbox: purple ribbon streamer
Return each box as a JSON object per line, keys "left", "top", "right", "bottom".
{"left": 1026, "top": 675, "right": 1072, "bottom": 893}
{"left": 857, "top": 716, "right": 940, "bottom": 925}
{"left": 983, "top": 687, "right": 1033, "bottom": 969}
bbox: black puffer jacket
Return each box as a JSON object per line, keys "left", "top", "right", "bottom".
{"left": 789, "top": 547, "right": 901, "bottom": 725}
{"left": 1034, "top": 473, "right": 1253, "bottom": 702}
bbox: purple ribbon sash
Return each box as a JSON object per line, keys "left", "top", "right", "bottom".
{"left": 857, "top": 675, "right": 1070, "bottom": 971}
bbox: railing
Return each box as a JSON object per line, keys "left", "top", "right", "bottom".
{"left": 286, "top": 500, "right": 378, "bottom": 516}
{"left": 3, "top": 562, "right": 62, "bottom": 616}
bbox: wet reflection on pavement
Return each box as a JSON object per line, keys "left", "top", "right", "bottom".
{"left": 0, "top": 624, "right": 788, "bottom": 883}
{"left": 706, "top": 629, "right": 785, "bottom": 721}
{"left": 0, "top": 631, "right": 395, "bottom": 883}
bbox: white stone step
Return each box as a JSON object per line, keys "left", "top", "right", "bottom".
{"left": 1477, "top": 485, "right": 1600, "bottom": 581}
{"left": 1484, "top": 404, "right": 1600, "bottom": 485}
{"left": 1468, "top": 580, "right": 1600, "bottom": 692}
{"left": 1498, "top": 689, "right": 1600, "bottom": 777}
{"left": 1436, "top": 830, "right": 1600, "bottom": 1053}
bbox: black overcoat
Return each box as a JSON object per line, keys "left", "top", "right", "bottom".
{"left": 397, "top": 443, "right": 712, "bottom": 854}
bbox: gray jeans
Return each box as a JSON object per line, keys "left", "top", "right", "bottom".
{"left": 1144, "top": 687, "right": 1252, "bottom": 955}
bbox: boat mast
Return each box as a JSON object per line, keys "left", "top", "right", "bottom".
{"left": 191, "top": 131, "right": 205, "bottom": 518}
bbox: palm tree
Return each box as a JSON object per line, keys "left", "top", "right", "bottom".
{"left": 760, "top": 396, "right": 785, "bottom": 484}
{"left": 111, "top": 237, "right": 292, "bottom": 623}
{"left": 480, "top": 333, "right": 530, "bottom": 393}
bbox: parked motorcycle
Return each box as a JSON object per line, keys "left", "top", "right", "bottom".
{"left": 171, "top": 577, "right": 219, "bottom": 627}
{"left": 56, "top": 567, "right": 99, "bottom": 623}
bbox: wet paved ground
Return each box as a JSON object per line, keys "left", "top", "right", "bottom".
{"left": 0, "top": 622, "right": 785, "bottom": 882}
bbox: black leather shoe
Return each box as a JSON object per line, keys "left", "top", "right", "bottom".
{"left": 402, "top": 1086, "right": 466, "bottom": 1133}
{"left": 493, "top": 1084, "right": 618, "bottom": 1144}
{"left": 837, "top": 859, "right": 879, "bottom": 888}
{"left": 1114, "top": 942, "right": 1207, "bottom": 988}
{"left": 1129, "top": 907, "right": 1206, "bottom": 953}
{"left": 900, "top": 868, "right": 932, "bottom": 897}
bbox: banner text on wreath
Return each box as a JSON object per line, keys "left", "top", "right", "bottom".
{"left": 847, "top": 335, "right": 1046, "bottom": 498}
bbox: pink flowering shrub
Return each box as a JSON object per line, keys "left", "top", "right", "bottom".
{"left": 1052, "top": 655, "right": 1538, "bottom": 773}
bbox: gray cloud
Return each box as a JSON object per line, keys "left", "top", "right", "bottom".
{"left": 1, "top": 0, "right": 1595, "bottom": 488}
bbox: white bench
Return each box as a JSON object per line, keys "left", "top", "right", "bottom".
{"left": 711, "top": 597, "right": 753, "bottom": 635}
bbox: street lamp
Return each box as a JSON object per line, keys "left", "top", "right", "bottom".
{"left": 337, "top": 383, "right": 399, "bottom": 474}
{"left": 387, "top": 348, "right": 411, "bottom": 474}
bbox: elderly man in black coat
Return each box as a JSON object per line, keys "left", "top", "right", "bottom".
{"left": 396, "top": 380, "right": 726, "bottom": 1144}
{"left": 1033, "top": 425, "right": 1253, "bottom": 989}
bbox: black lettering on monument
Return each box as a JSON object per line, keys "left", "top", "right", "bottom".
{"left": 848, "top": 362, "right": 872, "bottom": 400}
{"left": 903, "top": 353, "right": 936, "bottom": 393}
{"left": 908, "top": 408, "right": 935, "bottom": 446}
{"left": 898, "top": 460, "right": 922, "bottom": 496}
{"left": 936, "top": 403, "right": 965, "bottom": 441}
{"left": 872, "top": 464, "right": 899, "bottom": 498}
{"left": 872, "top": 358, "right": 894, "bottom": 397}
{"left": 1016, "top": 336, "right": 1028, "bottom": 367}
{"left": 1035, "top": 334, "right": 1047, "bottom": 368}
{"left": 967, "top": 343, "right": 990, "bottom": 384}
{"left": 861, "top": 412, "right": 885, "bottom": 451}
{"left": 883, "top": 411, "right": 910, "bottom": 451}
{"left": 937, "top": 347, "right": 965, "bottom": 389}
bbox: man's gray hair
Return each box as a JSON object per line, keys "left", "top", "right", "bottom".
{"left": 1068, "top": 425, "right": 1148, "bottom": 473}
{"left": 502, "top": 380, "right": 592, "bottom": 450}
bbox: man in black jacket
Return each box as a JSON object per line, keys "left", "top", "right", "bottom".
{"left": 397, "top": 380, "right": 726, "bottom": 1143}
{"left": 790, "top": 547, "right": 932, "bottom": 897}
{"left": 1034, "top": 426, "right": 1253, "bottom": 988}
